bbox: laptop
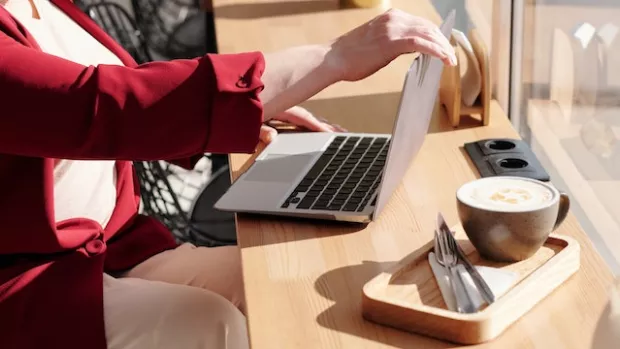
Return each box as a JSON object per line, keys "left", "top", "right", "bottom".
{"left": 215, "top": 11, "right": 456, "bottom": 223}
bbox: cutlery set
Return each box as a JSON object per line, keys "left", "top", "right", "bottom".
{"left": 434, "top": 213, "right": 495, "bottom": 313}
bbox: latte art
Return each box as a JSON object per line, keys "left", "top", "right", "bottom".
{"left": 458, "top": 177, "right": 555, "bottom": 212}
{"left": 489, "top": 187, "right": 546, "bottom": 205}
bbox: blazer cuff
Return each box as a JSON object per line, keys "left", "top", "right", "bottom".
{"left": 205, "top": 52, "right": 265, "bottom": 154}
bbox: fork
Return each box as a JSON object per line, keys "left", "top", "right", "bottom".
{"left": 434, "top": 230, "right": 476, "bottom": 313}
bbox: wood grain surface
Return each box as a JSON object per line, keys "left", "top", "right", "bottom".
{"left": 213, "top": 1, "right": 615, "bottom": 347}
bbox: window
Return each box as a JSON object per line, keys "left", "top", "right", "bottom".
{"left": 510, "top": 0, "right": 620, "bottom": 274}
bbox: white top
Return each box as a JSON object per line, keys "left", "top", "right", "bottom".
{"left": 4, "top": 0, "right": 121, "bottom": 228}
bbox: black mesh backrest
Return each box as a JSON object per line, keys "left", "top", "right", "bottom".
{"left": 80, "top": 2, "right": 191, "bottom": 239}
{"left": 77, "top": 0, "right": 233, "bottom": 246}
{"left": 133, "top": 161, "right": 192, "bottom": 238}
{"left": 130, "top": 0, "right": 209, "bottom": 59}
{"left": 84, "top": 2, "right": 152, "bottom": 64}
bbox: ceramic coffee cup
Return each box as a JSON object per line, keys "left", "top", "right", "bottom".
{"left": 456, "top": 176, "right": 570, "bottom": 262}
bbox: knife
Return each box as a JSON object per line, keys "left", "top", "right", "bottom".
{"left": 436, "top": 213, "right": 496, "bottom": 304}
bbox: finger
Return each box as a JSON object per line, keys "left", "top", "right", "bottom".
{"left": 433, "top": 26, "right": 454, "bottom": 49}
{"left": 410, "top": 25, "right": 454, "bottom": 59}
{"left": 392, "top": 23, "right": 455, "bottom": 65}
{"left": 397, "top": 36, "right": 455, "bottom": 66}
{"left": 408, "top": 27, "right": 455, "bottom": 64}
{"left": 331, "top": 123, "right": 348, "bottom": 132}
{"left": 259, "top": 125, "right": 278, "bottom": 143}
{"left": 278, "top": 107, "right": 333, "bottom": 132}
{"left": 315, "top": 117, "right": 348, "bottom": 132}
{"left": 393, "top": 11, "right": 451, "bottom": 48}
{"left": 426, "top": 27, "right": 456, "bottom": 64}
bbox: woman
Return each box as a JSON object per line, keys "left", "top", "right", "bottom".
{"left": 0, "top": 0, "right": 456, "bottom": 348}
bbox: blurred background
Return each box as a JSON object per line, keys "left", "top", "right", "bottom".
{"left": 511, "top": 0, "right": 620, "bottom": 275}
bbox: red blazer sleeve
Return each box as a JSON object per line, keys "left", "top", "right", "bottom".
{"left": 0, "top": 32, "right": 264, "bottom": 161}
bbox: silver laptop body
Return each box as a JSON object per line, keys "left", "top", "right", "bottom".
{"left": 215, "top": 12, "right": 455, "bottom": 223}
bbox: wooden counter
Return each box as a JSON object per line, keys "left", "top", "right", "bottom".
{"left": 213, "top": 1, "right": 615, "bottom": 347}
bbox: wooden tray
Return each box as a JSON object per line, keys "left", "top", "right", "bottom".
{"left": 361, "top": 229, "right": 580, "bottom": 344}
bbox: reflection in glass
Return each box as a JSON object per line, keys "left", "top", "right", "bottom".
{"left": 513, "top": 0, "right": 620, "bottom": 274}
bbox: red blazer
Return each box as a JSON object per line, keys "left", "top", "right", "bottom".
{"left": 0, "top": 1, "right": 264, "bottom": 348}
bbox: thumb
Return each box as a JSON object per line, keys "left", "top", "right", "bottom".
{"left": 259, "top": 125, "right": 278, "bottom": 144}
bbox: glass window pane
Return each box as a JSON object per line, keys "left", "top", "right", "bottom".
{"left": 512, "top": 0, "right": 620, "bottom": 273}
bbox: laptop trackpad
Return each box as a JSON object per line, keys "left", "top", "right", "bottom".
{"left": 244, "top": 153, "right": 313, "bottom": 183}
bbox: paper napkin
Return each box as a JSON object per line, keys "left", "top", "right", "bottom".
{"left": 428, "top": 252, "right": 519, "bottom": 312}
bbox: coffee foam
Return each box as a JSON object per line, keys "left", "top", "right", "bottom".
{"left": 458, "top": 177, "right": 556, "bottom": 212}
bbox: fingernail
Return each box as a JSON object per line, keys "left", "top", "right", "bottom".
{"left": 449, "top": 53, "right": 457, "bottom": 66}
{"left": 447, "top": 47, "right": 457, "bottom": 64}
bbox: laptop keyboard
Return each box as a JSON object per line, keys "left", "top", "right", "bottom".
{"left": 281, "top": 135, "right": 390, "bottom": 212}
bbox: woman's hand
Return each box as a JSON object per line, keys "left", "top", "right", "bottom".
{"left": 259, "top": 106, "right": 346, "bottom": 144}
{"left": 260, "top": 8, "right": 456, "bottom": 120}
{"left": 327, "top": 8, "right": 457, "bottom": 82}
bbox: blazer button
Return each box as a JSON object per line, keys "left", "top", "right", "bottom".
{"left": 85, "top": 239, "right": 106, "bottom": 255}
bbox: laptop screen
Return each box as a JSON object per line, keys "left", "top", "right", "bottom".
{"left": 373, "top": 10, "right": 456, "bottom": 218}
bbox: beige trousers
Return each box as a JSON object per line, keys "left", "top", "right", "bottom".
{"left": 103, "top": 243, "right": 249, "bottom": 349}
